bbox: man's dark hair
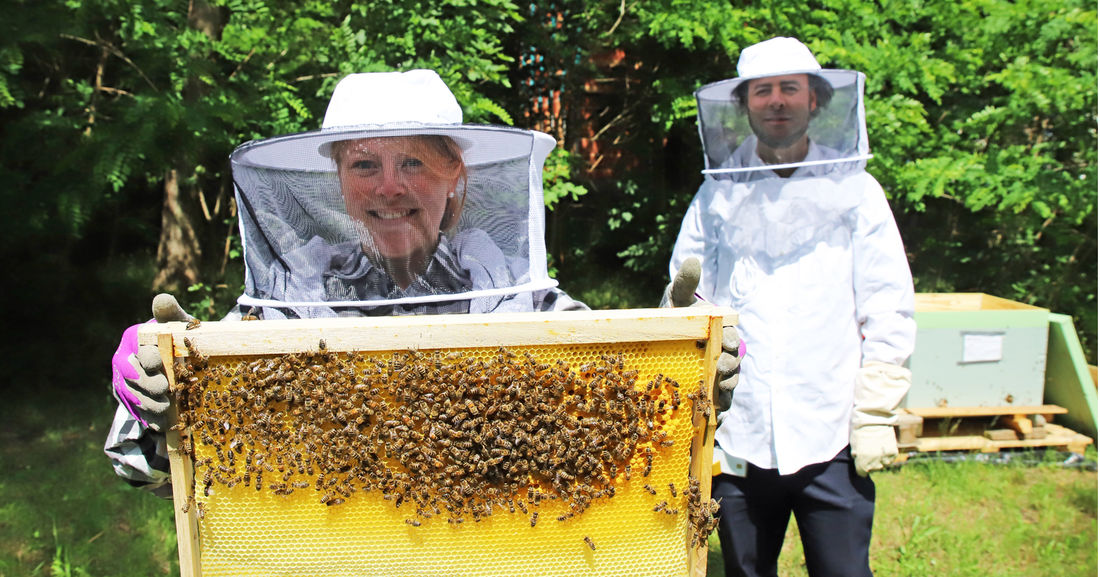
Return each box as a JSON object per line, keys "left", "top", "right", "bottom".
{"left": 731, "top": 74, "right": 834, "bottom": 117}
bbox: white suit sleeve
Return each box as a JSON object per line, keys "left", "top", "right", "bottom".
{"left": 670, "top": 180, "right": 721, "bottom": 299}
{"left": 852, "top": 175, "right": 916, "bottom": 367}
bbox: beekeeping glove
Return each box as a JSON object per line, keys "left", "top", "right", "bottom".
{"left": 110, "top": 294, "right": 193, "bottom": 432}
{"left": 660, "top": 258, "right": 703, "bottom": 308}
{"left": 850, "top": 361, "right": 911, "bottom": 476}
{"left": 661, "top": 258, "right": 743, "bottom": 412}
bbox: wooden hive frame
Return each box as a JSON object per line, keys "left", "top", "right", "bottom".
{"left": 139, "top": 307, "right": 735, "bottom": 577}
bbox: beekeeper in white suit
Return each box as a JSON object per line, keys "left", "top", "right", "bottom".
{"left": 666, "top": 37, "right": 916, "bottom": 577}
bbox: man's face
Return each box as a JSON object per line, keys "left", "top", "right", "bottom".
{"left": 744, "top": 73, "right": 817, "bottom": 150}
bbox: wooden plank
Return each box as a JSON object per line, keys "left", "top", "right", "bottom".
{"left": 909, "top": 423, "right": 1092, "bottom": 454}
{"left": 687, "top": 315, "right": 721, "bottom": 577}
{"left": 983, "top": 429, "right": 1019, "bottom": 441}
{"left": 914, "top": 293, "right": 1045, "bottom": 312}
{"left": 895, "top": 412, "right": 924, "bottom": 446}
{"left": 999, "top": 414, "right": 1032, "bottom": 436}
{"left": 162, "top": 332, "right": 202, "bottom": 577}
{"left": 914, "top": 293, "right": 985, "bottom": 311}
{"left": 903, "top": 405, "right": 1067, "bottom": 419}
{"left": 137, "top": 307, "right": 737, "bottom": 357}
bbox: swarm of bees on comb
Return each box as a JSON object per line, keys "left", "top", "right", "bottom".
{"left": 171, "top": 337, "right": 720, "bottom": 547}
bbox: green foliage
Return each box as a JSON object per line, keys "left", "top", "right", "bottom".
{"left": 0, "top": 0, "right": 1095, "bottom": 395}
{"left": 185, "top": 281, "right": 242, "bottom": 321}
{"left": 543, "top": 148, "right": 588, "bottom": 210}
{"left": 559, "top": 0, "right": 1096, "bottom": 357}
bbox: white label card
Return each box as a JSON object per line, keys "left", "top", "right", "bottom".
{"left": 961, "top": 332, "right": 1004, "bottom": 363}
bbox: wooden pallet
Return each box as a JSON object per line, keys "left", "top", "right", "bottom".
{"left": 895, "top": 405, "right": 1094, "bottom": 458}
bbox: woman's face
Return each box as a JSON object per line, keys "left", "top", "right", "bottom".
{"left": 336, "top": 136, "right": 460, "bottom": 263}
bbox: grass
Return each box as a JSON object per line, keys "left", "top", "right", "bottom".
{"left": 0, "top": 390, "right": 179, "bottom": 577}
{"left": 0, "top": 387, "right": 1095, "bottom": 577}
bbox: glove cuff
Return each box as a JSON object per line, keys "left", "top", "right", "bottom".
{"left": 853, "top": 361, "right": 911, "bottom": 428}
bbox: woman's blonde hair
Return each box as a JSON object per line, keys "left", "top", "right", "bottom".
{"left": 332, "top": 135, "right": 469, "bottom": 231}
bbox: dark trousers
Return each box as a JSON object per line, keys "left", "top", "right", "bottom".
{"left": 711, "top": 447, "right": 876, "bottom": 577}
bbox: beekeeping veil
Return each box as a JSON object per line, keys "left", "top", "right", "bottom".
{"left": 696, "top": 37, "right": 871, "bottom": 181}
{"left": 231, "top": 70, "right": 558, "bottom": 315}
{"left": 692, "top": 38, "right": 874, "bottom": 261}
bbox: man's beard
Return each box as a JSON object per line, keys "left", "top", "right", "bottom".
{"left": 748, "top": 115, "right": 810, "bottom": 151}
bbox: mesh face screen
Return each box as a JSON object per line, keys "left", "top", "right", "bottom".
{"left": 231, "top": 128, "right": 556, "bottom": 313}
{"left": 695, "top": 69, "right": 869, "bottom": 179}
{"left": 176, "top": 339, "right": 715, "bottom": 576}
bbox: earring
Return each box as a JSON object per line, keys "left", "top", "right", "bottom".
{"left": 448, "top": 192, "right": 455, "bottom": 198}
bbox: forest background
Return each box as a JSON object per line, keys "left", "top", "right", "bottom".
{"left": 0, "top": 0, "right": 1096, "bottom": 404}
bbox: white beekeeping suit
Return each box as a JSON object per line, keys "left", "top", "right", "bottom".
{"left": 670, "top": 38, "right": 916, "bottom": 477}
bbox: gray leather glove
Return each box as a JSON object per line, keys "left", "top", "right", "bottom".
{"left": 111, "top": 294, "right": 193, "bottom": 432}
{"left": 661, "top": 258, "right": 742, "bottom": 412}
{"left": 661, "top": 257, "right": 703, "bottom": 308}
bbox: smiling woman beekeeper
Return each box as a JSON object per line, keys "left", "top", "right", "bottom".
{"left": 666, "top": 37, "right": 916, "bottom": 577}
{"left": 105, "top": 70, "right": 586, "bottom": 495}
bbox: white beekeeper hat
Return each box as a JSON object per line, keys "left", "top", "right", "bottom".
{"left": 695, "top": 37, "right": 854, "bottom": 105}
{"left": 736, "top": 36, "right": 822, "bottom": 78}
{"left": 232, "top": 69, "right": 555, "bottom": 171}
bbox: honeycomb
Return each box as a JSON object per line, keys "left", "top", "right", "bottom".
{"left": 173, "top": 339, "right": 715, "bottom": 577}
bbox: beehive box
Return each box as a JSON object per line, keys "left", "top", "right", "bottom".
{"left": 139, "top": 307, "right": 733, "bottom": 577}
{"left": 904, "top": 293, "right": 1049, "bottom": 408}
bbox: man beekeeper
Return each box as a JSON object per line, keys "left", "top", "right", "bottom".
{"left": 666, "top": 37, "right": 916, "bottom": 577}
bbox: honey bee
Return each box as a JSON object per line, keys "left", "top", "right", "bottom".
{"left": 530, "top": 512, "right": 538, "bottom": 527}
{"left": 186, "top": 318, "right": 201, "bottom": 330}
{"left": 583, "top": 536, "right": 597, "bottom": 550}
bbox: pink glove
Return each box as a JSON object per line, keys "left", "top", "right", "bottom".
{"left": 111, "top": 295, "right": 193, "bottom": 430}
{"left": 111, "top": 318, "right": 155, "bottom": 422}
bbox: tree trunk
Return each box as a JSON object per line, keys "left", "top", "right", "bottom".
{"left": 153, "top": 168, "right": 202, "bottom": 292}
{"left": 151, "top": 0, "right": 225, "bottom": 293}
